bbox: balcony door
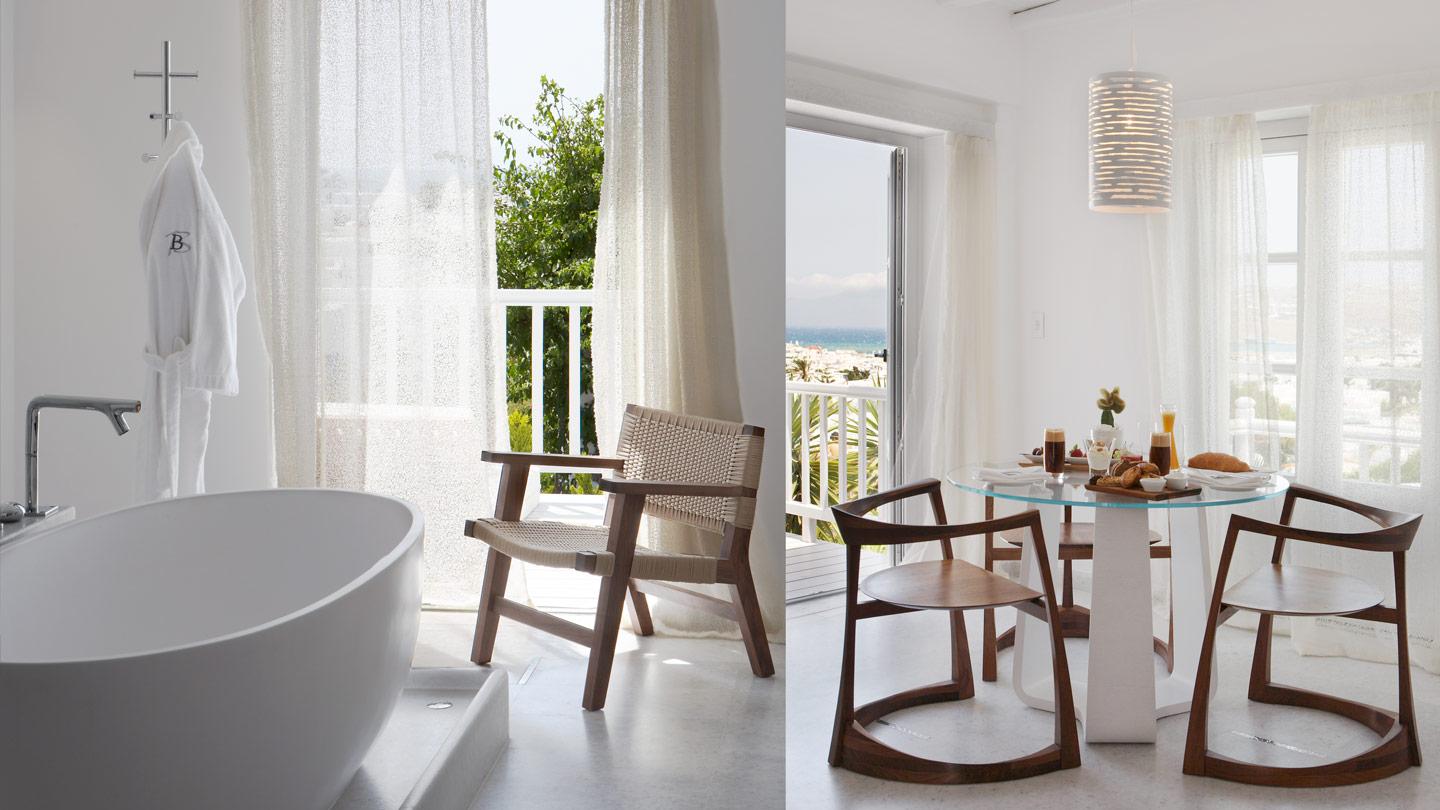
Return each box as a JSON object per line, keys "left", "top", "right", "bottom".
{"left": 784, "top": 120, "right": 907, "bottom": 602}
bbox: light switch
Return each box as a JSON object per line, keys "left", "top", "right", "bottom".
{"left": 1029, "top": 310, "right": 1045, "bottom": 339}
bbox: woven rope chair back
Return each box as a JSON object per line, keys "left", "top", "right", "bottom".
{"left": 615, "top": 404, "right": 765, "bottom": 533}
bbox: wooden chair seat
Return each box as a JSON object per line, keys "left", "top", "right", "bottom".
{"left": 1222, "top": 563, "right": 1384, "bottom": 617}
{"left": 468, "top": 518, "right": 719, "bottom": 583}
{"left": 861, "top": 559, "right": 1042, "bottom": 612}
{"left": 999, "top": 523, "right": 1164, "bottom": 549}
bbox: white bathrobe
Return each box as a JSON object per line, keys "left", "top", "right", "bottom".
{"left": 137, "top": 121, "right": 246, "bottom": 501}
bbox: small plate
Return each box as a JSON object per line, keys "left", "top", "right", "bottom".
{"left": 1020, "top": 453, "right": 1043, "bottom": 464}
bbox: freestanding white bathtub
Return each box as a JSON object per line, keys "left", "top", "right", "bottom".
{"left": 0, "top": 489, "right": 423, "bottom": 810}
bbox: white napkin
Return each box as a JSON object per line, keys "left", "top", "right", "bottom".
{"left": 1186, "top": 469, "right": 1271, "bottom": 486}
{"left": 976, "top": 467, "right": 1052, "bottom": 485}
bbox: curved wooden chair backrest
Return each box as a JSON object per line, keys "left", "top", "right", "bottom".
{"left": 830, "top": 478, "right": 1047, "bottom": 563}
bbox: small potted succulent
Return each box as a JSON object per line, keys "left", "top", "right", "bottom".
{"left": 1092, "top": 386, "right": 1126, "bottom": 447}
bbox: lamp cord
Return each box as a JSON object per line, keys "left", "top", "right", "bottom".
{"left": 1129, "top": 0, "right": 1137, "bottom": 71}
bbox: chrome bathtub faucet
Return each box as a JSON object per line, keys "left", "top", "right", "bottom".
{"left": 25, "top": 395, "right": 142, "bottom": 516}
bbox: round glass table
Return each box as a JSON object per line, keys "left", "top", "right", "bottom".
{"left": 946, "top": 465, "right": 1290, "bottom": 743}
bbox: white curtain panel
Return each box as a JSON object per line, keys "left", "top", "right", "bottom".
{"left": 592, "top": 0, "right": 751, "bottom": 635}
{"left": 1292, "top": 93, "right": 1440, "bottom": 672}
{"left": 244, "top": 0, "right": 505, "bottom": 608}
{"left": 1145, "top": 115, "right": 1281, "bottom": 613}
{"left": 901, "top": 133, "right": 997, "bottom": 564}
{"left": 1146, "top": 114, "right": 1277, "bottom": 469}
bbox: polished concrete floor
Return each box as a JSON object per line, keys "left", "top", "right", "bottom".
{"left": 786, "top": 595, "right": 1440, "bottom": 809}
{"left": 414, "top": 608, "right": 785, "bottom": 809}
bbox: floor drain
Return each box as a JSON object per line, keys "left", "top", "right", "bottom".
{"left": 426, "top": 701, "right": 454, "bottom": 710}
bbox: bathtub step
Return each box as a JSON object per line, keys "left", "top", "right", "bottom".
{"left": 332, "top": 667, "right": 509, "bottom": 810}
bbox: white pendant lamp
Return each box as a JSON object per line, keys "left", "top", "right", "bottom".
{"left": 1088, "top": 1, "right": 1172, "bottom": 213}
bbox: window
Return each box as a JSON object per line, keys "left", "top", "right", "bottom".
{"left": 1258, "top": 133, "right": 1304, "bottom": 475}
{"left": 1261, "top": 125, "right": 1423, "bottom": 486}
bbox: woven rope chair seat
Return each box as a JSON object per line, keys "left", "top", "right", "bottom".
{"left": 469, "top": 518, "right": 720, "bottom": 584}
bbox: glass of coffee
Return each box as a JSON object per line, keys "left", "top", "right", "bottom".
{"left": 1149, "top": 429, "right": 1172, "bottom": 475}
{"left": 1043, "top": 428, "right": 1066, "bottom": 479}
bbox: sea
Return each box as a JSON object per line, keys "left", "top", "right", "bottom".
{"left": 786, "top": 326, "right": 886, "bottom": 354}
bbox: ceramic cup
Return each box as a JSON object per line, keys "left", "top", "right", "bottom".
{"left": 1165, "top": 472, "right": 1191, "bottom": 490}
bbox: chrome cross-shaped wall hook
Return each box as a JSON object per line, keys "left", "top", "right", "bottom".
{"left": 134, "top": 41, "right": 198, "bottom": 162}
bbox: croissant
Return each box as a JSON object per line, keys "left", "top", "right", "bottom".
{"left": 1188, "top": 452, "right": 1250, "bottom": 473}
{"left": 1096, "top": 462, "right": 1161, "bottom": 488}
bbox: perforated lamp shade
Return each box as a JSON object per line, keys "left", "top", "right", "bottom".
{"left": 1088, "top": 70, "right": 1173, "bottom": 213}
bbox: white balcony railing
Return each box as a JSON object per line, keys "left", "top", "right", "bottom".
{"left": 786, "top": 380, "right": 892, "bottom": 541}
{"left": 495, "top": 288, "right": 594, "bottom": 463}
{"left": 1229, "top": 395, "right": 1421, "bottom": 485}
{"left": 316, "top": 287, "right": 593, "bottom": 467}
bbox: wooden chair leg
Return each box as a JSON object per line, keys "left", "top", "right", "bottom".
{"left": 470, "top": 548, "right": 512, "bottom": 665}
{"left": 1248, "top": 613, "right": 1274, "bottom": 701}
{"left": 982, "top": 607, "right": 998, "bottom": 682}
{"left": 626, "top": 580, "right": 654, "bottom": 636}
{"left": 1182, "top": 600, "right": 1224, "bottom": 775}
{"left": 950, "top": 611, "right": 975, "bottom": 699}
{"left": 1044, "top": 601, "right": 1081, "bottom": 769}
{"left": 583, "top": 573, "right": 632, "bottom": 711}
{"left": 982, "top": 498, "right": 999, "bottom": 682}
{"left": 1394, "top": 552, "right": 1422, "bottom": 767}
{"left": 830, "top": 545, "right": 862, "bottom": 766}
{"left": 731, "top": 559, "right": 776, "bottom": 678}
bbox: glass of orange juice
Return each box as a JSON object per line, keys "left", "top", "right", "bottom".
{"left": 1160, "top": 403, "right": 1178, "bottom": 466}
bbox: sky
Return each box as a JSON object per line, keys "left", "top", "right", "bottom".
{"left": 487, "top": 0, "right": 605, "bottom": 159}
{"left": 785, "top": 128, "right": 894, "bottom": 330}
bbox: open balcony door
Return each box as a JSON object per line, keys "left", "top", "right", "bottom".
{"left": 784, "top": 119, "right": 909, "bottom": 602}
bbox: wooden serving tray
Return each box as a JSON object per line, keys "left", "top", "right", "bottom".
{"left": 1084, "top": 483, "right": 1201, "bottom": 500}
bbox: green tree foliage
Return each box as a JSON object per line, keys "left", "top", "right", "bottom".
{"left": 494, "top": 77, "right": 604, "bottom": 492}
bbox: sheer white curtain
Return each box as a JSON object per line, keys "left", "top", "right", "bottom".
{"left": 1292, "top": 93, "right": 1440, "bottom": 671}
{"left": 901, "top": 133, "right": 997, "bottom": 564}
{"left": 592, "top": 0, "right": 750, "bottom": 634}
{"left": 244, "top": 0, "right": 505, "bottom": 607}
{"left": 1146, "top": 114, "right": 1277, "bottom": 469}
{"left": 1145, "top": 115, "right": 1279, "bottom": 606}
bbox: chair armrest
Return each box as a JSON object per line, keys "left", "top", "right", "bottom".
{"left": 1225, "top": 513, "right": 1413, "bottom": 553}
{"left": 479, "top": 451, "right": 626, "bottom": 470}
{"left": 597, "top": 477, "right": 756, "bottom": 498}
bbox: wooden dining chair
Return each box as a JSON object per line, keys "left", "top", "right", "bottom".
{"left": 828, "top": 479, "right": 1080, "bottom": 783}
{"left": 981, "top": 498, "right": 1174, "bottom": 681}
{"left": 1184, "top": 484, "right": 1423, "bottom": 786}
{"left": 464, "top": 404, "right": 772, "bottom": 711}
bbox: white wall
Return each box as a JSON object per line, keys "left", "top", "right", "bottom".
{"left": 716, "top": 0, "right": 786, "bottom": 632}
{"left": 0, "top": 0, "right": 15, "bottom": 503}
{"left": 11, "top": 1, "right": 273, "bottom": 516}
{"left": 1013, "top": 0, "right": 1440, "bottom": 447}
